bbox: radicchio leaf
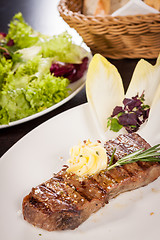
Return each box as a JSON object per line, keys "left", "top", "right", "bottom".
{"left": 0, "top": 32, "right": 7, "bottom": 38}
{"left": 7, "top": 39, "right": 14, "bottom": 46}
{"left": 0, "top": 34, "right": 14, "bottom": 59}
{"left": 50, "top": 57, "right": 88, "bottom": 83}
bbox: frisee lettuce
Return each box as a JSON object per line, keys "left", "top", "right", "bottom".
{"left": 5, "top": 13, "right": 87, "bottom": 63}
{"left": 0, "top": 57, "right": 13, "bottom": 90}
{"left": 0, "top": 64, "right": 70, "bottom": 122}
{"left": 25, "top": 74, "right": 69, "bottom": 112}
{"left": 6, "top": 12, "right": 40, "bottom": 49}
{"left": 39, "top": 33, "right": 87, "bottom": 63}
{"left": 0, "top": 12, "right": 88, "bottom": 124}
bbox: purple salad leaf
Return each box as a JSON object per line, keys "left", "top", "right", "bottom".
{"left": 50, "top": 57, "right": 88, "bottom": 83}
{"left": 123, "top": 97, "right": 141, "bottom": 111}
{"left": 118, "top": 112, "right": 137, "bottom": 126}
{"left": 6, "top": 39, "right": 14, "bottom": 46}
{"left": 111, "top": 106, "right": 124, "bottom": 117}
{"left": 0, "top": 32, "right": 7, "bottom": 39}
{"left": 50, "top": 62, "right": 74, "bottom": 78}
{"left": 107, "top": 92, "right": 150, "bottom": 134}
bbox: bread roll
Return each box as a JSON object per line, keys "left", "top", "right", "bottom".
{"left": 83, "top": 0, "right": 110, "bottom": 16}
{"left": 110, "top": 0, "right": 129, "bottom": 14}
{"left": 83, "top": 0, "right": 130, "bottom": 16}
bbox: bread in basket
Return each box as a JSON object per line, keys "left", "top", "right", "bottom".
{"left": 58, "top": 0, "right": 160, "bottom": 59}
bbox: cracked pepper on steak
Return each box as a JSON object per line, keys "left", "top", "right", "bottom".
{"left": 22, "top": 133, "right": 160, "bottom": 231}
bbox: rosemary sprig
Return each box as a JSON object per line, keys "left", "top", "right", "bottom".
{"left": 107, "top": 144, "right": 160, "bottom": 171}
{"left": 108, "top": 148, "right": 116, "bottom": 167}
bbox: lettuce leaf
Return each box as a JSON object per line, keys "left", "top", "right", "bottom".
{"left": 6, "top": 12, "right": 40, "bottom": 49}
{"left": 0, "top": 56, "right": 70, "bottom": 123}
{"left": 25, "top": 74, "right": 69, "bottom": 112}
{"left": 0, "top": 57, "right": 13, "bottom": 90}
{"left": 6, "top": 13, "right": 87, "bottom": 64}
{"left": 0, "top": 88, "right": 33, "bottom": 123}
{"left": 39, "top": 32, "right": 88, "bottom": 63}
{"left": 0, "top": 107, "right": 9, "bottom": 125}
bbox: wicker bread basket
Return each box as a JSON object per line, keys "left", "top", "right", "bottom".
{"left": 58, "top": 0, "right": 160, "bottom": 59}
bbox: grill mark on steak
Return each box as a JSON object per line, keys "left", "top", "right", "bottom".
{"left": 104, "top": 133, "right": 156, "bottom": 176}
{"left": 122, "top": 163, "right": 143, "bottom": 176}
{"left": 119, "top": 133, "right": 159, "bottom": 169}
{"left": 54, "top": 168, "right": 106, "bottom": 202}
{"left": 106, "top": 167, "right": 130, "bottom": 182}
{"left": 31, "top": 180, "right": 88, "bottom": 212}
{"left": 127, "top": 133, "right": 150, "bottom": 149}
{"left": 23, "top": 177, "right": 102, "bottom": 230}
{"left": 22, "top": 133, "right": 160, "bottom": 231}
{"left": 29, "top": 196, "right": 52, "bottom": 215}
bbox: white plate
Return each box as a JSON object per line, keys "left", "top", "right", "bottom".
{"left": 0, "top": 103, "right": 160, "bottom": 240}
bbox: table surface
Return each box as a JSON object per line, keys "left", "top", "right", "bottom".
{"left": 0, "top": 0, "right": 156, "bottom": 158}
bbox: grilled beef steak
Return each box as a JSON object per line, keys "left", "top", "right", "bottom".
{"left": 22, "top": 133, "right": 160, "bottom": 231}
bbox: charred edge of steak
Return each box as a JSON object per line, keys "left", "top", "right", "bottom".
{"left": 23, "top": 195, "right": 84, "bottom": 230}
{"left": 22, "top": 173, "right": 104, "bottom": 231}
{"left": 22, "top": 133, "right": 160, "bottom": 231}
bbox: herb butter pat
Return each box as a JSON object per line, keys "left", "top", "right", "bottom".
{"left": 67, "top": 140, "right": 108, "bottom": 177}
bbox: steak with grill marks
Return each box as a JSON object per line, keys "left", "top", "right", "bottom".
{"left": 22, "top": 133, "right": 160, "bottom": 231}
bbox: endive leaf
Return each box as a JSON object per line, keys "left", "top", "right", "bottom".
{"left": 126, "top": 55, "right": 160, "bottom": 106}
{"left": 138, "top": 82, "right": 160, "bottom": 146}
{"left": 86, "top": 54, "right": 124, "bottom": 135}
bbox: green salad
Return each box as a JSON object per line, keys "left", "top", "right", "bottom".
{"left": 0, "top": 13, "right": 88, "bottom": 125}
